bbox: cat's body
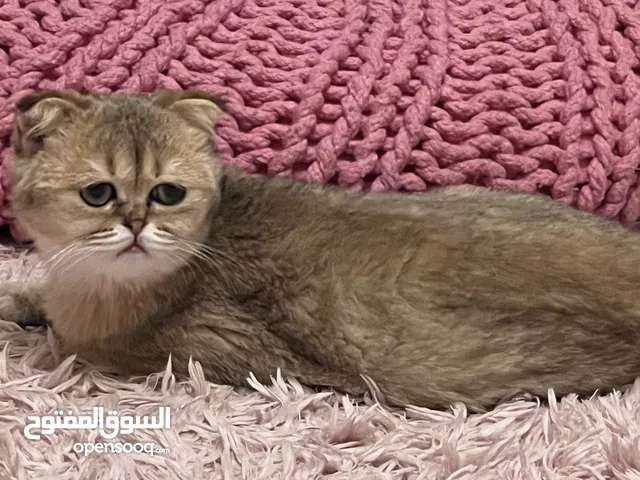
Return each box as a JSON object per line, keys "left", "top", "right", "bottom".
{"left": 3, "top": 90, "right": 640, "bottom": 412}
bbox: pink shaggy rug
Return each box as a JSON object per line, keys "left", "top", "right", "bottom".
{"left": 0, "top": 248, "right": 640, "bottom": 478}
{"left": 2, "top": 0, "right": 640, "bottom": 477}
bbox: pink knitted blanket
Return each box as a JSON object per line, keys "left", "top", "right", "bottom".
{"left": 2, "top": 0, "right": 640, "bottom": 240}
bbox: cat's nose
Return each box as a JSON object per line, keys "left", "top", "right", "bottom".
{"left": 123, "top": 218, "right": 145, "bottom": 236}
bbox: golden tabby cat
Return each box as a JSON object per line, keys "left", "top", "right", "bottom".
{"left": 1, "top": 89, "right": 640, "bottom": 412}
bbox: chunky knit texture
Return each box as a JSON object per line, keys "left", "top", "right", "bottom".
{"left": 2, "top": 0, "right": 640, "bottom": 240}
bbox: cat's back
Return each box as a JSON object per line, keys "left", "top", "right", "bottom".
{"left": 219, "top": 173, "right": 640, "bottom": 303}
{"left": 289, "top": 183, "right": 640, "bottom": 294}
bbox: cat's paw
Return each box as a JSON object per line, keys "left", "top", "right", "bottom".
{"left": 0, "top": 288, "right": 49, "bottom": 328}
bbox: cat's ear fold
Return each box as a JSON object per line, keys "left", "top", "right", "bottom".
{"left": 150, "top": 90, "right": 224, "bottom": 133}
{"left": 12, "top": 90, "right": 92, "bottom": 156}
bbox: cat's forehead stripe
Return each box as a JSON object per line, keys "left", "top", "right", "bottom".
{"left": 88, "top": 102, "right": 166, "bottom": 186}
{"left": 105, "top": 150, "right": 116, "bottom": 177}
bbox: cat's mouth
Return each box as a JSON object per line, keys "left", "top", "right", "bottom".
{"left": 116, "top": 243, "right": 148, "bottom": 257}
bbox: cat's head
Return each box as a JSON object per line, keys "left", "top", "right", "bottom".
{"left": 9, "top": 89, "right": 225, "bottom": 284}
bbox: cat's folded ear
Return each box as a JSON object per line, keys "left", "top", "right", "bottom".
{"left": 149, "top": 90, "right": 225, "bottom": 133}
{"left": 12, "top": 90, "right": 93, "bottom": 157}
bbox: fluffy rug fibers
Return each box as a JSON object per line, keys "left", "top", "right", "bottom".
{"left": 0, "top": 248, "right": 639, "bottom": 479}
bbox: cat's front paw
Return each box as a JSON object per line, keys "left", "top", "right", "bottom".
{"left": 0, "top": 287, "right": 49, "bottom": 328}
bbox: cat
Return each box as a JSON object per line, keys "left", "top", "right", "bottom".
{"left": 1, "top": 89, "right": 640, "bottom": 412}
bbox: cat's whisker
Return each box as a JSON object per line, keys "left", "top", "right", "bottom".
{"left": 155, "top": 243, "right": 220, "bottom": 276}
{"left": 169, "top": 247, "right": 212, "bottom": 271}
{"left": 44, "top": 247, "right": 91, "bottom": 277}
{"left": 50, "top": 248, "right": 97, "bottom": 279}
{"left": 40, "top": 243, "right": 85, "bottom": 272}
{"left": 156, "top": 233, "right": 245, "bottom": 270}
{"left": 173, "top": 245, "right": 224, "bottom": 271}
{"left": 191, "top": 244, "right": 245, "bottom": 269}
{"left": 39, "top": 242, "right": 80, "bottom": 268}
{"left": 43, "top": 240, "right": 124, "bottom": 275}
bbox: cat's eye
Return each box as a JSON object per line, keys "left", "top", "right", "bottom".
{"left": 150, "top": 183, "right": 186, "bottom": 206}
{"left": 80, "top": 183, "right": 116, "bottom": 207}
